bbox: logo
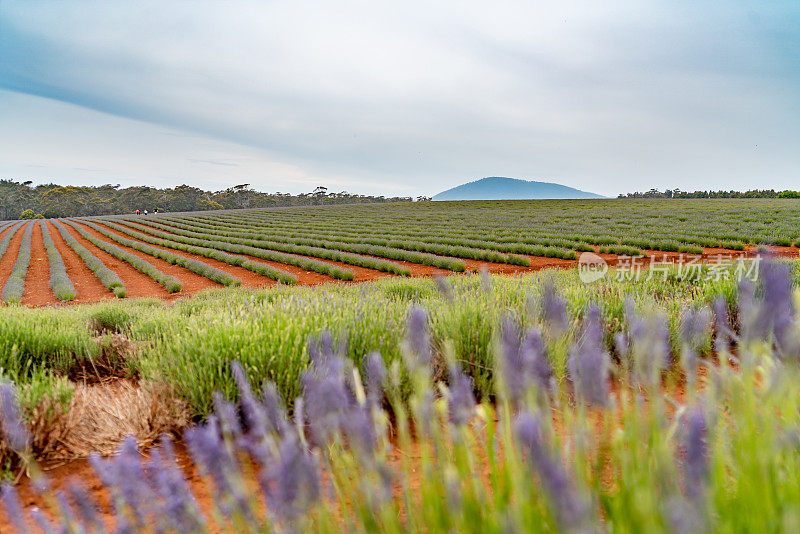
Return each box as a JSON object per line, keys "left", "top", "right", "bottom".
{"left": 578, "top": 252, "right": 608, "bottom": 284}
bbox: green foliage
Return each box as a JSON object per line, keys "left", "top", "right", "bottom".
{"left": 0, "top": 179, "right": 413, "bottom": 219}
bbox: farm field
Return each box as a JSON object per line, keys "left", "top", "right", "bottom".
{"left": 0, "top": 198, "right": 799, "bottom": 306}
{"left": 0, "top": 199, "right": 800, "bottom": 531}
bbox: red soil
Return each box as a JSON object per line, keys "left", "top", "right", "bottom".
{"left": 20, "top": 222, "right": 59, "bottom": 307}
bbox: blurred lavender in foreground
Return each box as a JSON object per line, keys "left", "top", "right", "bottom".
{"left": 541, "top": 280, "right": 569, "bottom": 336}
{"left": 0, "top": 382, "right": 29, "bottom": 454}
{"left": 514, "top": 412, "right": 594, "bottom": 533}
{"left": 403, "top": 306, "right": 432, "bottom": 370}
{"left": 567, "top": 305, "right": 610, "bottom": 407}
{"left": 499, "top": 316, "right": 553, "bottom": 407}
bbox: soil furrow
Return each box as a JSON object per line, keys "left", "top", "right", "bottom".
{"left": 20, "top": 222, "right": 58, "bottom": 306}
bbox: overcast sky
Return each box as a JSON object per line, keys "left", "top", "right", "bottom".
{"left": 1, "top": 1, "right": 798, "bottom": 197}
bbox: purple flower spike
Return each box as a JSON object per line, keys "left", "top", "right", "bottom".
{"left": 541, "top": 280, "right": 569, "bottom": 335}
{"left": 261, "top": 434, "right": 320, "bottom": 523}
{"left": 499, "top": 316, "right": 553, "bottom": 405}
{"left": 1, "top": 484, "right": 29, "bottom": 533}
{"left": 65, "top": 481, "right": 103, "bottom": 531}
{"left": 683, "top": 404, "right": 708, "bottom": 499}
{"left": 260, "top": 382, "right": 289, "bottom": 435}
{"left": 567, "top": 305, "right": 610, "bottom": 407}
{"left": 514, "top": 413, "right": 593, "bottom": 532}
{"left": 434, "top": 276, "right": 454, "bottom": 300}
{"left": 521, "top": 327, "right": 553, "bottom": 392}
{"left": 146, "top": 438, "right": 206, "bottom": 532}
{"left": 761, "top": 260, "right": 798, "bottom": 357}
{"left": 364, "top": 351, "right": 387, "bottom": 407}
{"left": 0, "top": 382, "right": 29, "bottom": 453}
{"left": 404, "top": 306, "right": 432, "bottom": 369}
{"left": 680, "top": 307, "right": 711, "bottom": 348}
{"left": 447, "top": 365, "right": 476, "bottom": 426}
{"left": 712, "top": 297, "right": 733, "bottom": 353}
{"left": 213, "top": 391, "right": 243, "bottom": 438}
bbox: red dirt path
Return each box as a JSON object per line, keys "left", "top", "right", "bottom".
{"left": 20, "top": 222, "right": 59, "bottom": 306}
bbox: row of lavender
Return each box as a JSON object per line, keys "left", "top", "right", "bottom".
{"left": 1, "top": 259, "right": 798, "bottom": 531}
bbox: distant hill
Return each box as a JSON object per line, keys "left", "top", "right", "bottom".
{"left": 432, "top": 177, "right": 605, "bottom": 201}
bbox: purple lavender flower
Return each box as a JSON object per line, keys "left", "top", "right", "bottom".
{"left": 567, "top": 305, "right": 610, "bottom": 407}
{"left": 680, "top": 307, "right": 710, "bottom": 385}
{"left": 29, "top": 507, "right": 56, "bottom": 533}
{"left": 231, "top": 361, "right": 269, "bottom": 442}
{"left": 260, "top": 434, "right": 320, "bottom": 523}
{"left": 613, "top": 332, "right": 628, "bottom": 358}
{"left": 261, "top": 382, "right": 289, "bottom": 435}
{"left": 213, "top": 391, "right": 243, "bottom": 439}
{"left": 499, "top": 317, "right": 553, "bottom": 405}
{"left": 680, "top": 307, "right": 711, "bottom": 348}
{"left": 1, "top": 483, "right": 29, "bottom": 533}
{"left": 185, "top": 417, "right": 242, "bottom": 506}
{"left": 144, "top": 436, "right": 206, "bottom": 532}
{"left": 0, "top": 381, "right": 29, "bottom": 453}
{"left": 627, "top": 308, "right": 671, "bottom": 388}
{"left": 302, "top": 363, "right": 350, "bottom": 448}
{"left": 447, "top": 365, "right": 476, "bottom": 426}
{"left": 364, "top": 351, "right": 387, "bottom": 407}
{"left": 712, "top": 297, "right": 733, "bottom": 353}
{"left": 404, "top": 306, "right": 432, "bottom": 369}
{"left": 761, "top": 260, "right": 798, "bottom": 357}
{"left": 541, "top": 280, "right": 569, "bottom": 335}
{"left": 480, "top": 266, "right": 493, "bottom": 293}
{"left": 434, "top": 275, "right": 454, "bottom": 300}
{"left": 54, "top": 490, "right": 80, "bottom": 533}
{"left": 90, "top": 436, "right": 152, "bottom": 528}
{"left": 64, "top": 481, "right": 103, "bottom": 532}
{"left": 683, "top": 404, "right": 708, "bottom": 499}
{"left": 514, "top": 413, "right": 593, "bottom": 532}
{"left": 521, "top": 327, "right": 553, "bottom": 392}
{"left": 307, "top": 331, "right": 344, "bottom": 375}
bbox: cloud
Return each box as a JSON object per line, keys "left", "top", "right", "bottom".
{"left": 0, "top": 0, "right": 799, "bottom": 196}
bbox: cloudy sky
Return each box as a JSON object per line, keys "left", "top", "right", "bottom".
{"left": 1, "top": 1, "right": 798, "bottom": 197}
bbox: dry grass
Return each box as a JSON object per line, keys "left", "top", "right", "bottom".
{"left": 30, "top": 379, "right": 190, "bottom": 461}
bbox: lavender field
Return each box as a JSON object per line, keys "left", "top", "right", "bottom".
{"left": 0, "top": 258, "right": 797, "bottom": 531}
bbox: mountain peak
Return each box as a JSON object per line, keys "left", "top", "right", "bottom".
{"left": 432, "top": 177, "right": 604, "bottom": 201}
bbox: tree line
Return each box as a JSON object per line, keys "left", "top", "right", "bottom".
{"left": 0, "top": 181, "right": 427, "bottom": 220}
{"left": 619, "top": 188, "right": 800, "bottom": 199}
